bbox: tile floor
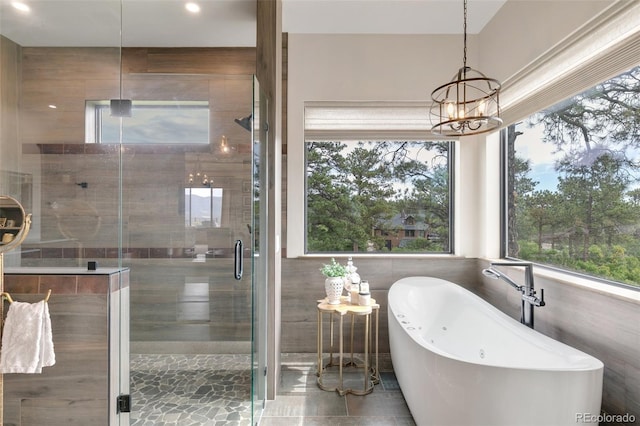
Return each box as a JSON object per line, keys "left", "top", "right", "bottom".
{"left": 130, "top": 353, "right": 415, "bottom": 426}
{"left": 260, "top": 353, "right": 416, "bottom": 426}
{"left": 130, "top": 354, "right": 253, "bottom": 425}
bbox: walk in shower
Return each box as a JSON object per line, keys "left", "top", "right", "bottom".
{"left": 0, "top": 1, "right": 265, "bottom": 424}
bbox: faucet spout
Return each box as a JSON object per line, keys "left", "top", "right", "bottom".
{"left": 483, "top": 261, "right": 545, "bottom": 329}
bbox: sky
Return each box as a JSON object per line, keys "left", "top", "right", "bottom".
{"left": 514, "top": 121, "right": 559, "bottom": 192}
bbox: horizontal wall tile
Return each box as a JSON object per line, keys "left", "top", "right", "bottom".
{"left": 77, "top": 275, "right": 110, "bottom": 294}
{"left": 20, "top": 398, "right": 107, "bottom": 426}
{"left": 39, "top": 275, "right": 78, "bottom": 294}
{"left": 3, "top": 274, "right": 39, "bottom": 294}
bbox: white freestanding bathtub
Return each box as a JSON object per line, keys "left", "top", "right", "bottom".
{"left": 388, "top": 276, "right": 603, "bottom": 426}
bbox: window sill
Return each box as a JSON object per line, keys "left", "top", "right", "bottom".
{"left": 484, "top": 258, "right": 640, "bottom": 304}
{"left": 537, "top": 267, "right": 640, "bottom": 303}
{"left": 294, "top": 253, "right": 463, "bottom": 259}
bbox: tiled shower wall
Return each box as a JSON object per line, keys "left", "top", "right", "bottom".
{"left": 16, "top": 45, "right": 255, "bottom": 260}
{"left": 4, "top": 40, "right": 257, "bottom": 345}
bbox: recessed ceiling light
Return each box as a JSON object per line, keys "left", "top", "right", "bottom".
{"left": 11, "top": 1, "right": 30, "bottom": 12}
{"left": 185, "top": 2, "right": 200, "bottom": 13}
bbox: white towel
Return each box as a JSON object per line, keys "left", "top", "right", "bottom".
{"left": 0, "top": 300, "right": 55, "bottom": 374}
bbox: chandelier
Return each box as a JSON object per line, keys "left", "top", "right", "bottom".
{"left": 430, "top": 0, "right": 502, "bottom": 136}
{"left": 187, "top": 155, "right": 211, "bottom": 187}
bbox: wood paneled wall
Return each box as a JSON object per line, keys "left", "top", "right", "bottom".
{"left": 17, "top": 46, "right": 256, "bottom": 251}
{"left": 19, "top": 47, "right": 255, "bottom": 145}
{"left": 12, "top": 46, "right": 258, "bottom": 378}
{"left": 122, "top": 47, "right": 255, "bottom": 75}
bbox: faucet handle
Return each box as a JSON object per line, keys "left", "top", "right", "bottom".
{"left": 523, "top": 288, "right": 546, "bottom": 307}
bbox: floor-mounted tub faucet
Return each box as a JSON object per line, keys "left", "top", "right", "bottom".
{"left": 482, "top": 261, "right": 545, "bottom": 329}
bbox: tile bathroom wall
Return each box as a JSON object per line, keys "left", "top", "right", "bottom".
{"left": 280, "top": 256, "right": 478, "bottom": 354}
{"left": 6, "top": 44, "right": 257, "bottom": 349}
{"left": 281, "top": 256, "right": 640, "bottom": 423}
{"left": 476, "top": 260, "right": 640, "bottom": 423}
{"left": 2, "top": 268, "right": 129, "bottom": 425}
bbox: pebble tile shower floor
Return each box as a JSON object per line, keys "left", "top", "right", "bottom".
{"left": 130, "top": 353, "right": 415, "bottom": 425}
{"left": 130, "top": 354, "right": 252, "bottom": 426}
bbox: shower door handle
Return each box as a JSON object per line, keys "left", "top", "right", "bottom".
{"left": 234, "top": 239, "right": 243, "bottom": 280}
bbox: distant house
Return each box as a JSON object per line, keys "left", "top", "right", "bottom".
{"left": 373, "top": 212, "right": 429, "bottom": 250}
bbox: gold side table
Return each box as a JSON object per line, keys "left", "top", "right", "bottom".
{"left": 316, "top": 295, "right": 380, "bottom": 395}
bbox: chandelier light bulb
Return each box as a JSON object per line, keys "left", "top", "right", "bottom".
{"left": 477, "top": 100, "right": 486, "bottom": 116}
{"left": 447, "top": 102, "right": 456, "bottom": 120}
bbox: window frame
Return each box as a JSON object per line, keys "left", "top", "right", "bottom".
{"left": 494, "top": 1, "right": 640, "bottom": 292}
{"left": 303, "top": 137, "right": 455, "bottom": 256}
{"left": 499, "top": 122, "right": 640, "bottom": 292}
{"left": 85, "top": 100, "right": 210, "bottom": 144}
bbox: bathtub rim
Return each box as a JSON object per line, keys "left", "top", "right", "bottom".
{"left": 388, "top": 275, "right": 604, "bottom": 372}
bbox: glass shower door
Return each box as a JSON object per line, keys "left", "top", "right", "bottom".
{"left": 119, "top": 70, "right": 257, "bottom": 423}
{"left": 116, "top": 4, "right": 262, "bottom": 425}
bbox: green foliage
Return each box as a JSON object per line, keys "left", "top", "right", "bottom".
{"left": 306, "top": 140, "right": 450, "bottom": 253}
{"left": 514, "top": 165, "right": 640, "bottom": 287}
{"left": 509, "top": 66, "right": 640, "bottom": 288}
{"left": 320, "top": 258, "right": 347, "bottom": 277}
{"left": 391, "top": 237, "right": 441, "bottom": 252}
{"left": 517, "top": 239, "right": 640, "bottom": 286}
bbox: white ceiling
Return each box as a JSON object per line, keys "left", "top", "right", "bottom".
{"left": 0, "top": 0, "right": 506, "bottom": 47}
{"left": 283, "top": 0, "right": 505, "bottom": 35}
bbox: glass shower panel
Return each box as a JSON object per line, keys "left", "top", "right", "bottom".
{"left": 3, "top": 2, "right": 261, "bottom": 424}
{"left": 119, "top": 71, "right": 255, "bottom": 424}
{"left": 0, "top": 1, "right": 124, "bottom": 425}
{"left": 252, "top": 76, "right": 268, "bottom": 424}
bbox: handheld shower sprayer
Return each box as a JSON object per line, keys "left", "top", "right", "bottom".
{"left": 482, "top": 267, "right": 523, "bottom": 291}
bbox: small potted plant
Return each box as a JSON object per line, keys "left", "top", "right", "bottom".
{"left": 320, "top": 258, "right": 347, "bottom": 304}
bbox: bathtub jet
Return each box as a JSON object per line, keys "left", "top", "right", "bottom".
{"left": 482, "top": 261, "right": 545, "bottom": 328}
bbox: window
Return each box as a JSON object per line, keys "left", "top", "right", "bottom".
{"left": 86, "top": 100, "right": 209, "bottom": 144}
{"left": 306, "top": 139, "right": 452, "bottom": 253}
{"left": 184, "top": 187, "right": 223, "bottom": 228}
{"left": 505, "top": 65, "right": 640, "bottom": 288}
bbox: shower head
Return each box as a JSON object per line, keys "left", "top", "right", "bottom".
{"left": 482, "top": 267, "right": 523, "bottom": 292}
{"left": 234, "top": 114, "right": 252, "bottom": 132}
{"left": 482, "top": 268, "right": 500, "bottom": 279}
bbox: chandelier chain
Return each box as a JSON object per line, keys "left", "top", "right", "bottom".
{"left": 463, "top": 0, "right": 468, "bottom": 69}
